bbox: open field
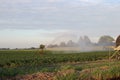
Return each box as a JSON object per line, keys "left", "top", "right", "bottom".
{"left": 0, "top": 50, "right": 120, "bottom": 80}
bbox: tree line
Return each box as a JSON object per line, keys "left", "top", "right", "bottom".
{"left": 47, "top": 35, "right": 115, "bottom": 48}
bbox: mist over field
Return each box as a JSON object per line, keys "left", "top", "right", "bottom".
{"left": 47, "top": 35, "right": 115, "bottom": 52}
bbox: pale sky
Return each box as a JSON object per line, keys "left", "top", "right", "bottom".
{"left": 0, "top": 0, "right": 120, "bottom": 48}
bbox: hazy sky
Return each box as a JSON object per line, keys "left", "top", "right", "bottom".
{"left": 0, "top": 0, "right": 120, "bottom": 48}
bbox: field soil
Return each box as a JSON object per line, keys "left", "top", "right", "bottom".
{"left": 2, "top": 70, "right": 74, "bottom": 80}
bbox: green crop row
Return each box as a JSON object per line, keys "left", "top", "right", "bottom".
{"left": 0, "top": 50, "right": 112, "bottom": 77}
{"left": 0, "top": 50, "right": 110, "bottom": 67}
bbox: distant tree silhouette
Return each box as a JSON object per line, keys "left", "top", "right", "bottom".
{"left": 59, "top": 42, "right": 66, "bottom": 47}
{"left": 78, "top": 36, "right": 92, "bottom": 47}
{"left": 98, "top": 35, "right": 114, "bottom": 46}
{"left": 67, "top": 40, "right": 76, "bottom": 47}
{"left": 47, "top": 44, "right": 58, "bottom": 48}
{"left": 39, "top": 44, "right": 45, "bottom": 54}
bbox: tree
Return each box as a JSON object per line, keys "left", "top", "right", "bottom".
{"left": 39, "top": 44, "right": 45, "bottom": 54}
{"left": 78, "top": 36, "right": 92, "bottom": 47}
{"left": 98, "top": 35, "right": 114, "bottom": 46}
{"left": 84, "top": 36, "right": 92, "bottom": 44}
{"left": 59, "top": 42, "right": 66, "bottom": 47}
{"left": 67, "top": 40, "right": 76, "bottom": 47}
{"left": 47, "top": 44, "right": 58, "bottom": 48}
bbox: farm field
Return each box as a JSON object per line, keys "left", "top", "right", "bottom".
{"left": 0, "top": 50, "right": 120, "bottom": 80}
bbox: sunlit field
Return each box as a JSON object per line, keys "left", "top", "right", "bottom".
{"left": 0, "top": 50, "right": 120, "bottom": 80}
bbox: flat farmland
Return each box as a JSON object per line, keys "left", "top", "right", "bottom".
{"left": 0, "top": 50, "right": 120, "bottom": 80}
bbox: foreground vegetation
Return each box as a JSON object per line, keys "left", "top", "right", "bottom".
{"left": 0, "top": 50, "right": 119, "bottom": 80}
{"left": 0, "top": 50, "right": 109, "bottom": 67}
